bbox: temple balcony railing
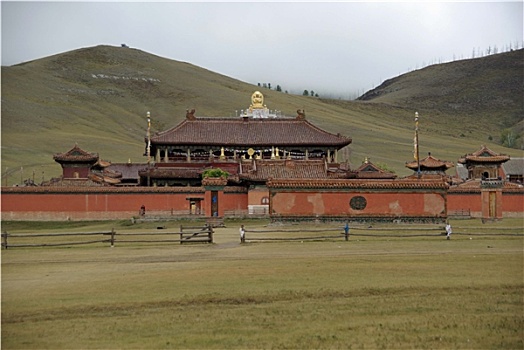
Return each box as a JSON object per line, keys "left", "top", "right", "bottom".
{"left": 480, "top": 178, "right": 504, "bottom": 189}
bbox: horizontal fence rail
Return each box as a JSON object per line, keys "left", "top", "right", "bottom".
{"left": 1, "top": 225, "right": 213, "bottom": 249}
{"left": 241, "top": 225, "right": 524, "bottom": 243}
{"left": 243, "top": 227, "right": 349, "bottom": 243}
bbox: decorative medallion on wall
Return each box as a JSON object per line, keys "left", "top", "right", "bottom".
{"left": 349, "top": 196, "right": 367, "bottom": 210}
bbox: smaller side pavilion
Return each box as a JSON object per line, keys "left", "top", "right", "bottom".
{"left": 53, "top": 144, "right": 99, "bottom": 180}
{"left": 405, "top": 152, "right": 454, "bottom": 181}
{"left": 448, "top": 145, "right": 522, "bottom": 220}
{"left": 51, "top": 144, "right": 145, "bottom": 186}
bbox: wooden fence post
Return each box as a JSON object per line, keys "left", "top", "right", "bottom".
{"left": 208, "top": 224, "right": 214, "bottom": 243}
{"left": 2, "top": 232, "right": 7, "bottom": 249}
{"left": 110, "top": 228, "right": 115, "bottom": 247}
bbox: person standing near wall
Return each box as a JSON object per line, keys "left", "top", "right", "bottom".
{"left": 239, "top": 225, "right": 245, "bottom": 243}
{"left": 445, "top": 222, "right": 452, "bottom": 240}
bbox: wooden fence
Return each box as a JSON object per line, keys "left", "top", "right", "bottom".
{"left": 241, "top": 225, "right": 451, "bottom": 243}
{"left": 243, "top": 227, "right": 349, "bottom": 243}
{"left": 242, "top": 224, "right": 524, "bottom": 243}
{"left": 1, "top": 224, "right": 213, "bottom": 249}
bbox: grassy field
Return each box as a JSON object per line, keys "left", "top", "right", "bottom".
{"left": 2, "top": 219, "right": 523, "bottom": 349}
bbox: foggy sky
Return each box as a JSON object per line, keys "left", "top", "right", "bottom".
{"left": 2, "top": 1, "right": 523, "bottom": 97}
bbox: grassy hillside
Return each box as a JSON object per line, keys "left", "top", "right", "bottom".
{"left": 357, "top": 49, "right": 523, "bottom": 142}
{"left": 1, "top": 45, "right": 522, "bottom": 184}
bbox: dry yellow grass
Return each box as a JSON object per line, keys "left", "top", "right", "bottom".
{"left": 1, "top": 219, "right": 523, "bottom": 349}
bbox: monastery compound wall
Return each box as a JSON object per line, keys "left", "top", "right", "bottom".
{"left": 2, "top": 183, "right": 522, "bottom": 222}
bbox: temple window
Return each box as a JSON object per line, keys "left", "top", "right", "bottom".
{"left": 261, "top": 196, "right": 269, "bottom": 205}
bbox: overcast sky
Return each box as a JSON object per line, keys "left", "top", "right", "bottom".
{"left": 2, "top": 1, "right": 523, "bottom": 97}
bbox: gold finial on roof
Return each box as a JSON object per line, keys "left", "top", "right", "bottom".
{"left": 251, "top": 91, "right": 264, "bottom": 109}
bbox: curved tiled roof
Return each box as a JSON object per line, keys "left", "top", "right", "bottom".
{"left": 458, "top": 145, "right": 510, "bottom": 164}
{"left": 53, "top": 144, "right": 98, "bottom": 163}
{"left": 405, "top": 154, "right": 454, "bottom": 170}
{"left": 354, "top": 160, "right": 397, "bottom": 179}
{"left": 150, "top": 117, "right": 352, "bottom": 148}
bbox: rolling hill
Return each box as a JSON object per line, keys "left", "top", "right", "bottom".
{"left": 1, "top": 45, "right": 522, "bottom": 184}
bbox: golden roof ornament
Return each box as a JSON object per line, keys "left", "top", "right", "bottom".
{"left": 243, "top": 91, "right": 276, "bottom": 118}
{"left": 250, "top": 91, "right": 264, "bottom": 110}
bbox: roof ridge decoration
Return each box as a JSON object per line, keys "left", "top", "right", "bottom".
{"left": 186, "top": 109, "right": 196, "bottom": 120}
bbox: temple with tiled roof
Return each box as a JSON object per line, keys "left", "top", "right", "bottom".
{"left": 141, "top": 91, "right": 352, "bottom": 187}
{"left": 457, "top": 145, "right": 510, "bottom": 180}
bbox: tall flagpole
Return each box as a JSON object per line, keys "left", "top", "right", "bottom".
{"left": 147, "top": 111, "right": 151, "bottom": 187}
{"left": 414, "top": 112, "right": 420, "bottom": 177}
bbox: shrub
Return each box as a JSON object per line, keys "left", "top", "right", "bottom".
{"left": 202, "top": 168, "right": 229, "bottom": 179}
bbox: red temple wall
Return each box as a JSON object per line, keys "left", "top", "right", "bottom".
{"left": 447, "top": 193, "right": 483, "bottom": 216}
{"left": 1, "top": 191, "right": 204, "bottom": 220}
{"left": 247, "top": 187, "right": 270, "bottom": 206}
{"left": 2, "top": 187, "right": 522, "bottom": 221}
{"left": 501, "top": 193, "right": 524, "bottom": 217}
{"left": 270, "top": 191, "right": 446, "bottom": 218}
{"left": 222, "top": 192, "right": 248, "bottom": 213}
{"left": 447, "top": 191, "right": 523, "bottom": 218}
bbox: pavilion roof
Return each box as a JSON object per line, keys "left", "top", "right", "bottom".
{"left": 353, "top": 159, "right": 397, "bottom": 179}
{"left": 150, "top": 117, "right": 352, "bottom": 148}
{"left": 53, "top": 144, "right": 99, "bottom": 163}
{"left": 405, "top": 154, "right": 454, "bottom": 170}
{"left": 458, "top": 145, "right": 510, "bottom": 164}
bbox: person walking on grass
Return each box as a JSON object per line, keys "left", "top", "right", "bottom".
{"left": 239, "top": 225, "right": 245, "bottom": 243}
{"left": 445, "top": 222, "right": 452, "bottom": 240}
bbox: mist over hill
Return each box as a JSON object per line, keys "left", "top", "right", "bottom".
{"left": 1, "top": 45, "right": 522, "bottom": 183}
